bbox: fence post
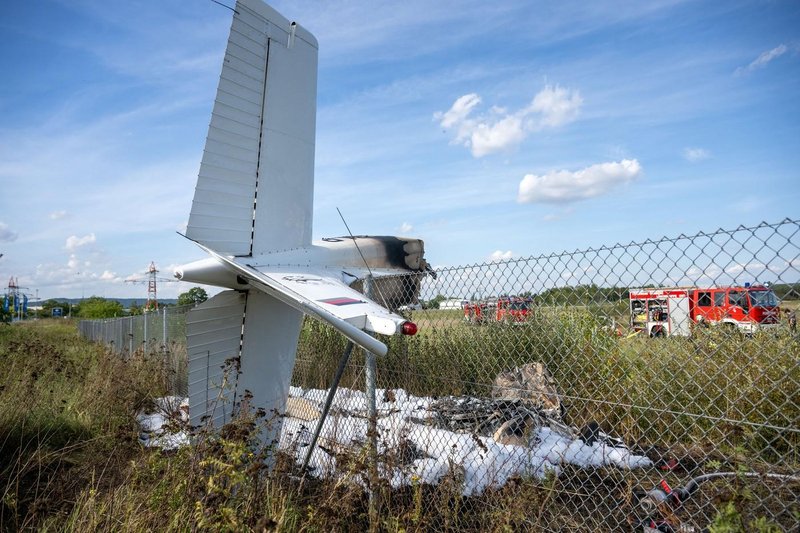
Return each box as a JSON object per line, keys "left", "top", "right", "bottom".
{"left": 363, "top": 275, "right": 379, "bottom": 530}
{"left": 162, "top": 306, "right": 168, "bottom": 353}
{"left": 143, "top": 311, "right": 148, "bottom": 352}
{"left": 128, "top": 316, "right": 133, "bottom": 355}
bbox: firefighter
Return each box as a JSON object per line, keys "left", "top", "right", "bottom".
{"left": 786, "top": 309, "right": 797, "bottom": 334}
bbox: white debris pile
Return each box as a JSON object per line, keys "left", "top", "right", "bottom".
{"left": 136, "top": 395, "right": 190, "bottom": 450}
{"left": 135, "top": 383, "right": 652, "bottom": 496}
{"left": 281, "top": 385, "right": 651, "bottom": 496}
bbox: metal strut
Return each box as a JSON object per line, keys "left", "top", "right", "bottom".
{"left": 301, "top": 341, "right": 356, "bottom": 472}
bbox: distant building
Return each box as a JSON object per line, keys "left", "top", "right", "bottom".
{"left": 439, "top": 299, "right": 466, "bottom": 310}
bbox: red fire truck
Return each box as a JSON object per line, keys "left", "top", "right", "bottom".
{"left": 464, "top": 296, "right": 532, "bottom": 324}
{"left": 629, "top": 284, "right": 780, "bottom": 337}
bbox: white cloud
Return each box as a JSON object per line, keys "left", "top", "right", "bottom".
{"left": 683, "top": 147, "right": 710, "bottom": 162}
{"left": 489, "top": 250, "right": 514, "bottom": 262}
{"left": 65, "top": 233, "right": 96, "bottom": 251}
{"left": 31, "top": 250, "right": 127, "bottom": 292}
{"left": 49, "top": 210, "right": 69, "bottom": 220}
{"left": 735, "top": 44, "right": 790, "bottom": 76}
{"left": 99, "top": 270, "right": 120, "bottom": 282}
{"left": 34, "top": 262, "right": 76, "bottom": 286}
{"left": 471, "top": 115, "right": 526, "bottom": 158}
{"left": 436, "top": 93, "right": 481, "bottom": 130}
{"left": 526, "top": 85, "right": 583, "bottom": 128}
{"left": 435, "top": 84, "right": 582, "bottom": 157}
{"left": 0, "top": 222, "right": 18, "bottom": 242}
{"left": 518, "top": 159, "right": 642, "bottom": 204}
{"left": 400, "top": 222, "right": 413, "bottom": 234}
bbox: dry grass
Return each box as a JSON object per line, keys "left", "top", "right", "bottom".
{"left": 2, "top": 317, "right": 798, "bottom": 531}
{"left": 0, "top": 319, "right": 171, "bottom": 531}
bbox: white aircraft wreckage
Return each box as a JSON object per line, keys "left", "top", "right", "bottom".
{"left": 174, "top": 0, "right": 429, "bottom": 438}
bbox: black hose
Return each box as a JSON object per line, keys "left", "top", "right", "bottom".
{"left": 640, "top": 471, "right": 800, "bottom": 513}
{"left": 681, "top": 471, "right": 800, "bottom": 498}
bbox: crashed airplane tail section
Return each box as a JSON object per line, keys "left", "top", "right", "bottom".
{"left": 177, "top": 0, "right": 429, "bottom": 437}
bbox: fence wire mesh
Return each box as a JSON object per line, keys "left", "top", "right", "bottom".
{"left": 78, "top": 304, "right": 191, "bottom": 396}
{"left": 80, "top": 219, "right": 800, "bottom": 531}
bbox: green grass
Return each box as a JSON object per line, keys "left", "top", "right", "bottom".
{"left": 290, "top": 310, "right": 800, "bottom": 529}
{"left": 0, "top": 320, "right": 170, "bottom": 531}
{"left": 2, "top": 315, "right": 798, "bottom": 531}
{"left": 293, "top": 309, "right": 800, "bottom": 466}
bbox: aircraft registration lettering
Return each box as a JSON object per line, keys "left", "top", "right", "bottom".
{"left": 282, "top": 275, "right": 329, "bottom": 285}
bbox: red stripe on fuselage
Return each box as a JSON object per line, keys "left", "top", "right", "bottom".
{"left": 318, "top": 297, "right": 365, "bottom": 306}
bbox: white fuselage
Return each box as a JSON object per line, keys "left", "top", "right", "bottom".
{"left": 175, "top": 236, "right": 429, "bottom": 308}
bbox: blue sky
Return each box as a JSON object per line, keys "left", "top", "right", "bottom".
{"left": 1, "top": 0, "right": 798, "bottom": 300}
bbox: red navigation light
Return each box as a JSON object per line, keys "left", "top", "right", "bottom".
{"left": 401, "top": 321, "right": 418, "bottom": 336}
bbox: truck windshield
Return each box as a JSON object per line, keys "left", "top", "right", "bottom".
{"left": 749, "top": 290, "right": 778, "bottom": 307}
{"left": 728, "top": 291, "right": 748, "bottom": 310}
{"left": 509, "top": 302, "right": 529, "bottom": 310}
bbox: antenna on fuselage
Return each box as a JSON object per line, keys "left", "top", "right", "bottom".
{"left": 209, "top": 0, "right": 238, "bottom": 13}
{"left": 335, "top": 207, "right": 390, "bottom": 309}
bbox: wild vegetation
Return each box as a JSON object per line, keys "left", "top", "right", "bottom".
{"left": 0, "top": 320, "right": 169, "bottom": 530}
{"left": 294, "top": 309, "right": 799, "bottom": 530}
{"left": 1, "top": 314, "right": 798, "bottom": 531}
{"left": 297, "top": 309, "right": 799, "bottom": 463}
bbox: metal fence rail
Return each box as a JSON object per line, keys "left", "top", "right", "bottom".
{"left": 80, "top": 219, "right": 800, "bottom": 531}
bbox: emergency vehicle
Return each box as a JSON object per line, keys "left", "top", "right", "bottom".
{"left": 464, "top": 296, "right": 532, "bottom": 324}
{"left": 629, "top": 284, "right": 780, "bottom": 337}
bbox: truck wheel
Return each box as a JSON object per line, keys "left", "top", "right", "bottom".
{"left": 650, "top": 328, "right": 665, "bottom": 338}
{"left": 723, "top": 322, "right": 741, "bottom": 338}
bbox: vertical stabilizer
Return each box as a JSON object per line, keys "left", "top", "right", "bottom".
{"left": 186, "top": 290, "right": 247, "bottom": 428}
{"left": 186, "top": 0, "right": 318, "bottom": 255}
{"left": 187, "top": 288, "right": 303, "bottom": 442}
{"left": 236, "top": 291, "right": 304, "bottom": 442}
{"left": 179, "top": 0, "right": 425, "bottom": 447}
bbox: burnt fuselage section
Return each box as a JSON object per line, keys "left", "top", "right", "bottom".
{"left": 319, "top": 236, "right": 429, "bottom": 272}
{"left": 314, "top": 236, "right": 430, "bottom": 310}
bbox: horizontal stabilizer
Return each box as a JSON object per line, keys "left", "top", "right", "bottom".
{"left": 193, "top": 241, "right": 392, "bottom": 356}
{"left": 255, "top": 269, "right": 407, "bottom": 335}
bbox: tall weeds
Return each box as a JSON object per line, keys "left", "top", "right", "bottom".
{"left": 2, "top": 315, "right": 797, "bottom": 531}
{"left": 0, "top": 320, "right": 168, "bottom": 530}
{"left": 293, "top": 311, "right": 799, "bottom": 466}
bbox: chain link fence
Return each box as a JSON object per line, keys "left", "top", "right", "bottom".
{"left": 80, "top": 219, "right": 800, "bottom": 531}
{"left": 78, "top": 304, "right": 192, "bottom": 396}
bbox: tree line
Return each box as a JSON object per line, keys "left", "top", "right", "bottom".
{"left": 428, "top": 282, "right": 800, "bottom": 309}
{"left": 2, "top": 287, "right": 209, "bottom": 321}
